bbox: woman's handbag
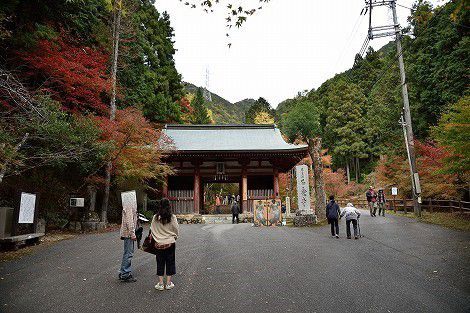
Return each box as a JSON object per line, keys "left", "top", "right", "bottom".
{"left": 141, "top": 230, "right": 158, "bottom": 255}
{"left": 141, "top": 230, "right": 172, "bottom": 254}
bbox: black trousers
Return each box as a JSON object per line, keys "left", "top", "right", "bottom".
{"left": 232, "top": 213, "right": 239, "bottom": 224}
{"left": 328, "top": 218, "right": 339, "bottom": 236}
{"left": 155, "top": 243, "right": 176, "bottom": 276}
{"left": 346, "top": 219, "right": 358, "bottom": 238}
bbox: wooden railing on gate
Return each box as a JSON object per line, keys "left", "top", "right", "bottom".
{"left": 336, "top": 198, "right": 470, "bottom": 214}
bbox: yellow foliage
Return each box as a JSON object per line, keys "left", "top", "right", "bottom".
{"left": 253, "top": 111, "right": 274, "bottom": 124}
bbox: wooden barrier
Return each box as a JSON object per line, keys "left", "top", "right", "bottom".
{"left": 336, "top": 198, "right": 470, "bottom": 214}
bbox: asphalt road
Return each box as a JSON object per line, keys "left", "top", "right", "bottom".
{"left": 1, "top": 211, "right": 469, "bottom": 313}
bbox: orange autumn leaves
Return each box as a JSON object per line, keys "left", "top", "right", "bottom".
{"left": 96, "top": 108, "right": 172, "bottom": 183}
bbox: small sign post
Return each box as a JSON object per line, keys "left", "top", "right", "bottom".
{"left": 391, "top": 187, "right": 398, "bottom": 213}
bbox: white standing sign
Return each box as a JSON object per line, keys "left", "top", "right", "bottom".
{"left": 121, "top": 190, "right": 137, "bottom": 212}
{"left": 19, "top": 192, "right": 36, "bottom": 224}
{"left": 391, "top": 187, "right": 398, "bottom": 196}
{"left": 295, "top": 165, "right": 311, "bottom": 213}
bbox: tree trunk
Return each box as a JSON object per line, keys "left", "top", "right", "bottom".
{"left": 346, "top": 160, "right": 350, "bottom": 184}
{"left": 308, "top": 137, "right": 326, "bottom": 219}
{"left": 357, "top": 158, "right": 360, "bottom": 182}
{"left": 355, "top": 157, "right": 359, "bottom": 182}
{"left": 101, "top": 1, "right": 121, "bottom": 224}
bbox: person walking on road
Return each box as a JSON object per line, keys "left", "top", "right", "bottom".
{"left": 340, "top": 203, "right": 361, "bottom": 239}
{"left": 151, "top": 198, "right": 179, "bottom": 291}
{"left": 366, "top": 186, "right": 378, "bottom": 217}
{"left": 326, "top": 195, "right": 341, "bottom": 238}
{"left": 377, "top": 189, "right": 386, "bottom": 217}
{"left": 231, "top": 200, "right": 240, "bottom": 224}
{"left": 119, "top": 196, "right": 138, "bottom": 283}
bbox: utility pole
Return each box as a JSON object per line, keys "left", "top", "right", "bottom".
{"left": 366, "top": 0, "right": 422, "bottom": 216}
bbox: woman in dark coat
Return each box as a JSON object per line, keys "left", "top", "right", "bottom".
{"left": 326, "top": 195, "right": 341, "bottom": 238}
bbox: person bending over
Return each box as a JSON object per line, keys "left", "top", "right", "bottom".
{"left": 340, "top": 203, "right": 361, "bottom": 239}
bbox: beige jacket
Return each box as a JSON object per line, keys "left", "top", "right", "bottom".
{"left": 120, "top": 205, "right": 137, "bottom": 238}
{"left": 150, "top": 214, "right": 179, "bottom": 245}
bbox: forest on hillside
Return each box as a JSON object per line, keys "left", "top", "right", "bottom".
{"left": 0, "top": 0, "right": 468, "bottom": 226}
{"left": 0, "top": 0, "right": 193, "bottom": 224}
{"left": 277, "top": 0, "right": 469, "bottom": 201}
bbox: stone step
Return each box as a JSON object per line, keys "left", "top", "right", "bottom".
{"left": 202, "top": 215, "right": 234, "bottom": 224}
{"left": 201, "top": 214, "right": 253, "bottom": 224}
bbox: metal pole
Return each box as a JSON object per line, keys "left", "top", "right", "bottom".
{"left": 391, "top": 0, "right": 421, "bottom": 216}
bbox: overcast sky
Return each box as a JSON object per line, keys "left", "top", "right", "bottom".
{"left": 154, "top": 0, "right": 444, "bottom": 107}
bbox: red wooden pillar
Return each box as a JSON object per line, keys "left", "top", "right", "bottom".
{"left": 273, "top": 168, "right": 280, "bottom": 199}
{"left": 162, "top": 175, "right": 168, "bottom": 198}
{"left": 193, "top": 162, "right": 201, "bottom": 214}
{"left": 242, "top": 166, "right": 248, "bottom": 213}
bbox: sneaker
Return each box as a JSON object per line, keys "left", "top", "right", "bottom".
{"left": 355, "top": 236, "right": 359, "bottom": 239}
{"left": 335, "top": 234, "right": 339, "bottom": 238}
{"left": 155, "top": 282, "right": 165, "bottom": 291}
{"left": 331, "top": 235, "right": 336, "bottom": 238}
{"left": 347, "top": 237, "right": 351, "bottom": 239}
{"left": 121, "top": 275, "right": 137, "bottom": 283}
{"left": 165, "top": 282, "right": 175, "bottom": 290}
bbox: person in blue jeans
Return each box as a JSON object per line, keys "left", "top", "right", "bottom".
{"left": 119, "top": 199, "right": 138, "bottom": 282}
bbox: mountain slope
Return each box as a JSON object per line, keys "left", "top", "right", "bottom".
{"left": 183, "top": 82, "right": 253, "bottom": 124}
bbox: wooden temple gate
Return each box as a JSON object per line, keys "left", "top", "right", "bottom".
{"left": 161, "top": 124, "right": 308, "bottom": 215}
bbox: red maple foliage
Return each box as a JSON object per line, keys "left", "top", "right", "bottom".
{"left": 178, "top": 96, "right": 193, "bottom": 114}
{"left": 375, "top": 140, "right": 459, "bottom": 199}
{"left": 18, "top": 34, "right": 110, "bottom": 114}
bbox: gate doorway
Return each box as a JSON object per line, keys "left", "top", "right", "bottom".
{"left": 201, "top": 180, "right": 240, "bottom": 215}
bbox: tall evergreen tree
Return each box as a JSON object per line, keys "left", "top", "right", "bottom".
{"left": 191, "top": 88, "right": 211, "bottom": 124}
{"left": 119, "top": 0, "right": 183, "bottom": 123}
{"left": 323, "top": 80, "right": 368, "bottom": 181}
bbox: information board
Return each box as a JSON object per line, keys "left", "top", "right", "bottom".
{"left": 18, "top": 192, "right": 36, "bottom": 224}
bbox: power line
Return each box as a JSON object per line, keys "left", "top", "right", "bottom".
{"left": 334, "top": 9, "right": 366, "bottom": 72}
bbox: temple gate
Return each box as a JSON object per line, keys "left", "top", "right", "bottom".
{"left": 161, "top": 124, "right": 308, "bottom": 215}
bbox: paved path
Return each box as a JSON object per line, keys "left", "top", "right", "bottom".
{"left": 1, "top": 211, "right": 469, "bottom": 313}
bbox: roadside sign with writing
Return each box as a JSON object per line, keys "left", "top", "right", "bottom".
{"left": 391, "top": 187, "right": 398, "bottom": 196}
{"left": 295, "top": 165, "right": 311, "bottom": 213}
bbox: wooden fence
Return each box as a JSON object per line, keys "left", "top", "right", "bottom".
{"left": 336, "top": 198, "right": 470, "bottom": 214}
{"left": 168, "top": 190, "right": 194, "bottom": 214}
{"left": 246, "top": 189, "right": 274, "bottom": 213}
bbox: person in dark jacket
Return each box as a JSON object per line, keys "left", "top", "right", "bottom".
{"left": 326, "top": 195, "right": 341, "bottom": 238}
{"left": 377, "top": 189, "right": 386, "bottom": 216}
{"left": 231, "top": 201, "right": 240, "bottom": 224}
{"left": 366, "top": 186, "right": 378, "bottom": 217}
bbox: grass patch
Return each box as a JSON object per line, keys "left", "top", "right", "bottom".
{"left": 387, "top": 210, "right": 470, "bottom": 232}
